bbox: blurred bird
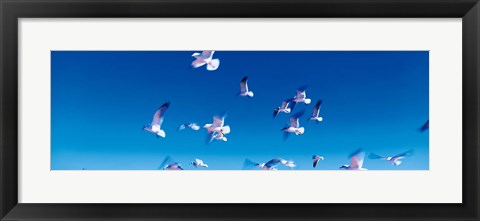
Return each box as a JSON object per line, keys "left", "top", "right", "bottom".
{"left": 191, "top": 50, "right": 220, "bottom": 71}
{"left": 281, "top": 110, "right": 306, "bottom": 140}
{"left": 369, "top": 149, "right": 414, "bottom": 166}
{"left": 204, "top": 113, "right": 230, "bottom": 144}
{"left": 143, "top": 102, "right": 170, "bottom": 138}
{"left": 293, "top": 85, "right": 312, "bottom": 105}
{"left": 308, "top": 100, "right": 323, "bottom": 123}
{"left": 312, "top": 155, "right": 325, "bottom": 168}
{"left": 273, "top": 98, "right": 294, "bottom": 118}
{"left": 340, "top": 149, "right": 368, "bottom": 170}
{"left": 158, "top": 156, "right": 183, "bottom": 170}
{"left": 191, "top": 159, "right": 209, "bottom": 168}
{"left": 178, "top": 122, "right": 200, "bottom": 131}
{"left": 238, "top": 76, "right": 254, "bottom": 98}
{"left": 243, "top": 158, "right": 293, "bottom": 170}
{"left": 419, "top": 120, "right": 429, "bottom": 132}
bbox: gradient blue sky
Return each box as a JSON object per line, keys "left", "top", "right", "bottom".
{"left": 51, "top": 51, "right": 429, "bottom": 170}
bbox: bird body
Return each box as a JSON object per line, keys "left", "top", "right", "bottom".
{"left": 293, "top": 85, "right": 311, "bottom": 105}
{"left": 191, "top": 159, "right": 209, "bottom": 168}
{"left": 144, "top": 102, "right": 170, "bottom": 138}
{"left": 369, "top": 149, "right": 414, "bottom": 166}
{"left": 312, "top": 155, "right": 325, "bottom": 168}
{"left": 163, "top": 163, "right": 184, "bottom": 170}
{"left": 191, "top": 50, "right": 220, "bottom": 71}
{"left": 281, "top": 110, "right": 306, "bottom": 139}
{"left": 308, "top": 100, "right": 324, "bottom": 123}
{"left": 273, "top": 99, "right": 294, "bottom": 117}
{"left": 178, "top": 123, "right": 200, "bottom": 131}
{"left": 238, "top": 76, "right": 254, "bottom": 98}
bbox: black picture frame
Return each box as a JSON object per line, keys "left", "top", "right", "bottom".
{"left": 1, "top": 0, "right": 479, "bottom": 220}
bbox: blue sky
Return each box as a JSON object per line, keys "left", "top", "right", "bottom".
{"left": 51, "top": 51, "right": 429, "bottom": 170}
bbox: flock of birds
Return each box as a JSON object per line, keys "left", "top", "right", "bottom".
{"left": 141, "top": 50, "right": 429, "bottom": 170}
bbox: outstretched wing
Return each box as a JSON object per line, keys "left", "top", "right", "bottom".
{"left": 394, "top": 149, "right": 414, "bottom": 158}
{"left": 191, "top": 59, "right": 206, "bottom": 68}
{"left": 240, "top": 76, "right": 249, "bottom": 93}
{"left": 311, "top": 100, "right": 322, "bottom": 117}
{"left": 265, "top": 158, "right": 282, "bottom": 167}
{"left": 242, "top": 158, "right": 259, "bottom": 170}
{"left": 419, "top": 120, "right": 429, "bottom": 132}
{"left": 151, "top": 102, "right": 170, "bottom": 127}
{"left": 201, "top": 50, "right": 215, "bottom": 59}
{"left": 368, "top": 153, "right": 387, "bottom": 160}
{"left": 296, "top": 85, "right": 308, "bottom": 99}
{"left": 349, "top": 149, "right": 365, "bottom": 169}
{"left": 158, "top": 156, "right": 173, "bottom": 170}
{"left": 212, "top": 114, "right": 226, "bottom": 127}
{"left": 290, "top": 110, "right": 305, "bottom": 128}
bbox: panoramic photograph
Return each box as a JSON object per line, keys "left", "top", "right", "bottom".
{"left": 51, "top": 51, "right": 429, "bottom": 170}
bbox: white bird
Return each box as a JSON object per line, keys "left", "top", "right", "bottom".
{"left": 237, "top": 76, "right": 254, "bottom": 98}
{"left": 143, "top": 102, "right": 170, "bottom": 138}
{"left": 204, "top": 113, "right": 230, "bottom": 144}
{"left": 243, "top": 158, "right": 292, "bottom": 170}
{"left": 369, "top": 149, "right": 414, "bottom": 166}
{"left": 308, "top": 100, "right": 323, "bottom": 123}
{"left": 340, "top": 149, "right": 368, "bottom": 170}
{"left": 281, "top": 110, "right": 305, "bottom": 140}
{"left": 312, "top": 155, "right": 325, "bottom": 168}
{"left": 293, "top": 85, "right": 311, "bottom": 105}
{"left": 191, "top": 159, "right": 208, "bottom": 168}
{"left": 273, "top": 98, "right": 294, "bottom": 118}
{"left": 178, "top": 122, "right": 200, "bottom": 131}
{"left": 191, "top": 50, "right": 220, "bottom": 71}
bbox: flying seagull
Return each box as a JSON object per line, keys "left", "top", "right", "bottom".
{"left": 204, "top": 113, "right": 230, "bottom": 144}
{"left": 238, "top": 76, "right": 254, "bottom": 98}
{"left": 191, "top": 50, "right": 220, "bottom": 71}
{"left": 340, "top": 149, "right": 368, "bottom": 170}
{"left": 158, "top": 156, "right": 184, "bottom": 170}
{"left": 419, "top": 120, "right": 429, "bottom": 132}
{"left": 273, "top": 98, "right": 294, "bottom": 118}
{"left": 281, "top": 110, "right": 306, "bottom": 140}
{"left": 369, "top": 149, "right": 414, "bottom": 166}
{"left": 191, "top": 159, "right": 209, "bottom": 168}
{"left": 243, "top": 158, "right": 294, "bottom": 170}
{"left": 293, "top": 85, "right": 312, "bottom": 105}
{"left": 308, "top": 100, "right": 323, "bottom": 123}
{"left": 143, "top": 102, "right": 170, "bottom": 138}
{"left": 178, "top": 123, "right": 200, "bottom": 131}
{"left": 312, "top": 155, "right": 325, "bottom": 168}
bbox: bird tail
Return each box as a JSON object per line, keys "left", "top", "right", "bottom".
{"left": 157, "top": 130, "right": 166, "bottom": 138}
{"left": 296, "top": 127, "right": 305, "bottom": 134}
{"left": 207, "top": 59, "right": 220, "bottom": 71}
{"left": 247, "top": 91, "right": 254, "bottom": 97}
{"left": 304, "top": 98, "right": 312, "bottom": 104}
{"left": 393, "top": 161, "right": 402, "bottom": 166}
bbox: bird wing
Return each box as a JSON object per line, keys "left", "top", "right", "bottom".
{"left": 242, "top": 158, "right": 259, "bottom": 170}
{"left": 151, "top": 102, "right": 170, "bottom": 126}
{"left": 368, "top": 153, "right": 387, "bottom": 160}
{"left": 212, "top": 115, "right": 225, "bottom": 127}
{"left": 201, "top": 50, "right": 214, "bottom": 59}
{"left": 240, "top": 76, "right": 248, "bottom": 93}
{"left": 290, "top": 110, "right": 305, "bottom": 128}
{"left": 280, "top": 100, "right": 289, "bottom": 108}
{"left": 289, "top": 100, "right": 297, "bottom": 111}
{"left": 349, "top": 149, "right": 365, "bottom": 169}
{"left": 265, "top": 158, "right": 282, "bottom": 167}
{"left": 394, "top": 149, "right": 414, "bottom": 158}
{"left": 191, "top": 59, "right": 206, "bottom": 68}
{"left": 313, "top": 158, "right": 319, "bottom": 168}
{"left": 419, "top": 120, "right": 429, "bottom": 132}
{"left": 195, "top": 159, "right": 203, "bottom": 165}
{"left": 296, "top": 85, "right": 308, "bottom": 99}
{"left": 311, "top": 100, "right": 322, "bottom": 117}
{"left": 290, "top": 116, "right": 299, "bottom": 128}
{"left": 158, "top": 156, "right": 173, "bottom": 170}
